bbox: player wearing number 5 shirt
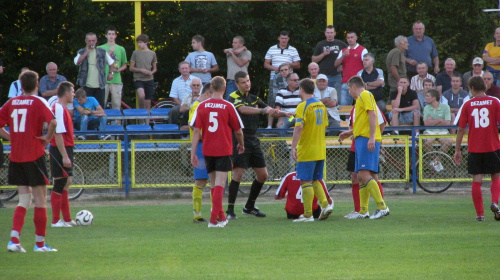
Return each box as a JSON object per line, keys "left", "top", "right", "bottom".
{"left": 190, "top": 76, "right": 244, "bottom": 228}
{"left": 454, "top": 76, "right": 500, "bottom": 221}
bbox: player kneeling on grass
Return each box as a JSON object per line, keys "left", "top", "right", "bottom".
{"left": 190, "top": 76, "right": 245, "bottom": 228}
{"left": 275, "top": 171, "right": 333, "bottom": 219}
{"left": 454, "top": 75, "right": 500, "bottom": 222}
{"left": 291, "top": 78, "right": 333, "bottom": 222}
{"left": 50, "top": 81, "right": 78, "bottom": 228}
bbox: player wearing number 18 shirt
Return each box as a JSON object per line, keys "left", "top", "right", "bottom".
{"left": 454, "top": 76, "right": 500, "bottom": 221}
{"left": 190, "top": 76, "right": 244, "bottom": 228}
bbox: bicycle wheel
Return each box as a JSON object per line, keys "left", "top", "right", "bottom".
{"left": 68, "top": 163, "right": 85, "bottom": 200}
{"left": 416, "top": 151, "right": 454, "bottom": 193}
{"left": 0, "top": 189, "right": 18, "bottom": 201}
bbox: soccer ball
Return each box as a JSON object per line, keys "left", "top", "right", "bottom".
{"left": 75, "top": 210, "right": 94, "bottom": 226}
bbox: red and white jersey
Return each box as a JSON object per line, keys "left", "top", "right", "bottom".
{"left": 0, "top": 95, "right": 54, "bottom": 162}
{"left": 50, "top": 102, "right": 74, "bottom": 147}
{"left": 275, "top": 172, "right": 328, "bottom": 216}
{"left": 190, "top": 98, "right": 243, "bottom": 157}
{"left": 349, "top": 104, "right": 387, "bottom": 152}
{"left": 456, "top": 95, "right": 500, "bottom": 153}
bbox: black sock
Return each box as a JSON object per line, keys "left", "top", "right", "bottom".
{"left": 227, "top": 180, "right": 240, "bottom": 212}
{"left": 245, "top": 180, "right": 264, "bottom": 209}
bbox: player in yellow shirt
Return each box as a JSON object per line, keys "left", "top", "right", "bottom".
{"left": 188, "top": 82, "right": 212, "bottom": 223}
{"left": 348, "top": 76, "right": 389, "bottom": 219}
{"left": 291, "top": 78, "right": 333, "bottom": 222}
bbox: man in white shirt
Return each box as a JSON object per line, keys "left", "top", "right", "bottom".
{"left": 410, "top": 62, "right": 436, "bottom": 93}
{"left": 314, "top": 74, "right": 341, "bottom": 135}
{"left": 168, "top": 62, "right": 196, "bottom": 125}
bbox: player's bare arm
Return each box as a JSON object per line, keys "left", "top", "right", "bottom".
{"left": 339, "top": 129, "right": 353, "bottom": 142}
{"left": 54, "top": 133, "right": 71, "bottom": 168}
{"left": 38, "top": 119, "right": 57, "bottom": 147}
{"left": 368, "top": 110, "right": 376, "bottom": 152}
{"left": 234, "top": 129, "right": 245, "bottom": 154}
{"left": 0, "top": 127, "right": 10, "bottom": 141}
{"left": 454, "top": 126, "right": 466, "bottom": 165}
{"left": 291, "top": 124, "right": 303, "bottom": 161}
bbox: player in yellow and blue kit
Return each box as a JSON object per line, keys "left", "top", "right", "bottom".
{"left": 291, "top": 78, "right": 334, "bottom": 222}
{"left": 348, "top": 76, "right": 389, "bottom": 219}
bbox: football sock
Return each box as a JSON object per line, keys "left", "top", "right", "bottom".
{"left": 366, "top": 178, "right": 386, "bottom": 210}
{"left": 215, "top": 186, "right": 226, "bottom": 222}
{"left": 192, "top": 185, "right": 203, "bottom": 218}
{"left": 210, "top": 186, "right": 224, "bottom": 224}
{"left": 61, "top": 190, "right": 71, "bottom": 222}
{"left": 11, "top": 206, "right": 27, "bottom": 243}
{"left": 35, "top": 235, "right": 45, "bottom": 249}
{"left": 491, "top": 178, "right": 500, "bottom": 205}
{"left": 359, "top": 185, "right": 370, "bottom": 214}
{"left": 245, "top": 180, "right": 264, "bottom": 210}
{"left": 34, "top": 207, "right": 47, "bottom": 247}
{"left": 377, "top": 181, "right": 384, "bottom": 198}
{"left": 227, "top": 180, "right": 240, "bottom": 212}
{"left": 301, "top": 183, "right": 314, "bottom": 218}
{"left": 312, "top": 180, "right": 328, "bottom": 208}
{"left": 351, "top": 183, "right": 360, "bottom": 212}
{"left": 10, "top": 230, "right": 20, "bottom": 244}
{"left": 50, "top": 192, "right": 62, "bottom": 224}
{"left": 472, "top": 181, "right": 483, "bottom": 216}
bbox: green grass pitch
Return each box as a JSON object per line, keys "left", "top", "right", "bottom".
{"left": 1, "top": 194, "right": 498, "bottom": 279}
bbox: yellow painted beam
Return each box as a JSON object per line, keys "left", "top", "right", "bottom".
{"left": 327, "top": 0, "right": 333, "bottom": 25}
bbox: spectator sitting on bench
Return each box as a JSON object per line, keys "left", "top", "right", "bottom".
{"left": 73, "top": 88, "right": 109, "bottom": 140}
{"left": 389, "top": 77, "right": 420, "bottom": 135}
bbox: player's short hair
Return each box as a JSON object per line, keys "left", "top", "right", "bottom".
{"left": 75, "top": 88, "right": 87, "bottom": 99}
{"left": 234, "top": 35, "right": 245, "bottom": 45}
{"left": 347, "top": 76, "right": 365, "bottom": 89}
{"left": 192, "top": 35, "right": 205, "bottom": 47}
{"left": 57, "top": 81, "right": 74, "bottom": 98}
{"left": 136, "top": 34, "right": 149, "bottom": 43}
{"left": 201, "top": 82, "right": 211, "bottom": 95}
{"left": 423, "top": 78, "right": 435, "bottom": 87}
{"left": 19, "top": 70, "right": 39, "bottom": 93}
{"left": 234, "top": 71, "right": 248, "bottom": 83}
{"left": 299, "top": 78, "right": 315, "bottom": 95}
{"left": 105, "top": 26, "right": 117, "bottom": 34}
{"left": 469, "top": 76, "right": 486, "bottom": 92}
{"left": 211, "top": 76, "right": 226, "bottom": 92}
{"left": 426, "top": 89, "right": 440, "bottom": 101}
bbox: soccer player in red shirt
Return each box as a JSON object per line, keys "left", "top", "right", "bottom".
{"left": 50, "top": 82, "right": 77, "bottom": 228}
{"left": 190, "top": 76, "right": 245, "bottom": 228}
{"left": 454, "top": 76, "right": 500, "bottom": 221}
{"left": 0, "top": 70, "right": 57, "bottom": 252}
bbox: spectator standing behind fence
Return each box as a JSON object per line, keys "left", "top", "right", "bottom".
{"left": 179, "top": 78, "right": 202, "bottom": 130}
{"left": 483, "top": 71, "right": 500, "bottom": 99}
{"left": 312, "top": 25, "right": 347, "bottom": 92}
{"left": 1, "top": 70, "right": 58, "bottom": 252}
{"left": 169, "top": 62, "right": 195, "bottom": 126}
{"left": 357, "top": 53, "right": 386, "bottom": 113}
{"left": 188, "top": 82, "right": 212, "bottom": 223}
{"left": 39, "top": 62, "right": 67, "bottom": 99}
{"left": 313, "top": 74, "right": 341, "bottom": 135}
{"left": 185, "top": 35, "right": 219, "bottom": 84}
{"left": 410, "top": 62, "right": 436, "bottom": 94}
{"left": 389, "top": 77, "right": 420, "bottom": 135}
{"left": 405, "top": 21, "right": 440, "bottom": 78}
{"left": 386, "top": 35, "right": 408, "bottom": 96}
{"left": 224, "top": 36, "right": 251, "bottom": 99}
{"left": 264, "top": 30, "right": 301, "bottom": 129}
{"left": 436, "top": 58, "right": 461, "bottom": 94}
{"left": 454, "top": 76, "right": 500, "bottom": 222}
{"left": 482, "top": 27, "right": 500, "bottom": 83}
{"left": 191, "top": 76, "right": 244, "bottom": 228}
{"left": 275, "top": 73, "right": 301, "bottom": 135}
{"left": 334, "top": 32, "right": 367, "bottom": 106}
{"left": 100, "top": 26, "right": 127, "bottom": 116}
{"left": 130, "top": 34, "right": 157, "bottom": 124}
{"left": 462, "top": 57, "right": 484, "bottom": 92}
{"left": 74, "top": 32, "right": 115, "bottom": 108}
{"left": 8, "top": 67, "right": 29, "bottom": 98}
{"left": 73, "top": 88, "right": 109, "bottom": 141}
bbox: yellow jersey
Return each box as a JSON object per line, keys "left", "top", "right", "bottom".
{"left": 484, "top": 42, "right": 500, "bottom": 72}
{"left": 188, "top": 99, "right": 201, "bottom": 139}
{"left": 353, "top": 90, "right": 381, "bottom": 142}
{"left": 295, "top": 98, "right": 328, "bottom": 162}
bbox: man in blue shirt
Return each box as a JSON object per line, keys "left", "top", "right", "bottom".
{"left": 39, "top": 62, "right": 67, "bottom": 99}
{"left": 405, "top": 21, "right": 439, "bottom": 79}
{"left": 73, "top": 88, "right": 109, "bottom": 140}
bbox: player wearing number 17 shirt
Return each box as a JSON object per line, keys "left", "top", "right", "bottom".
{"left": 190, "top": 76, "right": 245, "bottom": 228}
{"left": 0, "top": 70, "right": 58, "bottom": 252}
{"left": 454, "top": 76, "right": 500, "bottom": 221}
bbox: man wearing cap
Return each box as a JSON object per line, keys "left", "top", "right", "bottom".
{"left": 357, "top": 53, "right": 386, "bottom": 113}
{"left": 462, "top": 57, "right": 485, "bottom": 92}
{"left": 314, "top": 74, "right": 341, "bottom": 135}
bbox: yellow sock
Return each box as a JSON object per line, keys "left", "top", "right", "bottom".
{"left": 312, "top": 180, "right": 328, "bottom": 208}
{"left": 301, "top": 184, "right": 314, "bottom": 218}
{"left": 359, "top": 185, "right": 370, "bottom": 214}
{"left": 366, "top": 179, "right": 386, "bottom": 210}
{"left": 192, "top": 185, "right": 203, "bottom": 218}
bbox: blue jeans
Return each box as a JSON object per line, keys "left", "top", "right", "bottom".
{"left": 75, "top": 115, "right": 107, "bottom": 137}
{"left": 278, "top": 117, "right": 295, "bottom": 137}
{"left": 326, "top": 74, "right": 342, "bottom": 96}
{"left": 225, "top": 80, "right": 238, "bottom": 100}
{"left": 339, "top": 83, "right": 353, "bottom": 106}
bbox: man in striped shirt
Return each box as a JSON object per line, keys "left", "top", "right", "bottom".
{"left": 168, "top": 61, "right": 196, "bottom": 125}
{"left": 410, "top": 62, "right": 436, "bottom": 93}
{"left": 275, "top": 73, "right": 301, "bottom": 136}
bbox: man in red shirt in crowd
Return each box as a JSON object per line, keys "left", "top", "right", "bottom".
{"left": 190, "top": 76, "right": 245, "bottom": 228}
{"left": 454, "top": 76, "right": 500, "bottom": 221}
{"left": 1, "top": 70, "right": 57, "bottom": 252}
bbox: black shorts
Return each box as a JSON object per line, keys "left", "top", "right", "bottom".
{"left": 8, "top": 155, "right": 49, "bottom": 186}
{"left": 133, "top": 79, "right": 156, "bottom": 100}
{"left": 49, "top": 145, "right": 74, "bottom": 177}
{"left": 287, "top": 207, "right": 321, "bottom": 219}
{"left": 232, "top": 135, "right": 266, "bottom": 169}
{"left": 468, "top": 150, "right": 500, "bottom": 175}
{"left": 205, "top": 155, "right": 233, "bottom": 173}
{"left": 346, "top": 151, "right": 355, "bottom": 172}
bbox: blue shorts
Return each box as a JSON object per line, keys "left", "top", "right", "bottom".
{"left": 296, "top": 160, "right": 324, "bottom": 181}
{"left": 354, "top": 136, "right": 380, "bottom": 173}
{"left": 194, "top": 142, "right": 208, "bottom": 180}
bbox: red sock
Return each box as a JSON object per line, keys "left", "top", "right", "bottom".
{"left": 472, "top": 182, "right": 483, "bottom": 216}
{"left": 11, "top": 206, "right": 27, "bottom": 243}
{"left": 377, "top": 181, "right": 384, "bottom": 198}
{"left": 51, "top": 192, "right": 62, "bottom": 224}
{"left": 491, "top": 178, "right": 500, "bottom": 205}
{"left": 210, "top": 186, "right": 224, "bottom": 224}
{"left": 34, "top": 207, "right": 47, "bottom": 247}
{"left": 61, "top": 190, "right": 72, "bottom": 222}
{"left": 352, "top": 183, "right": 360, "bottom": 212}
{"left": 215, "top": 186, "right": 226, "bottom": 221}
